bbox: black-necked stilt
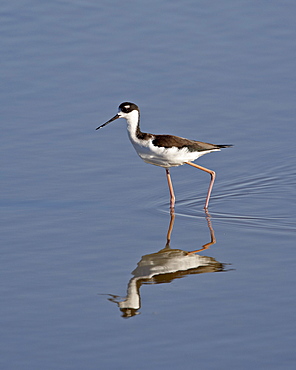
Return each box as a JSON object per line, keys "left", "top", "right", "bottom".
{"left": 96, "top": 102, "right": 232, "bottom": 210}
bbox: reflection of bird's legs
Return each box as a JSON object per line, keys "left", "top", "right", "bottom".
{"left": 187, "top": 212, "right": 216, "bottom": 254}
{"left": 166, "top": 211, "right": 175, "bottom": 245}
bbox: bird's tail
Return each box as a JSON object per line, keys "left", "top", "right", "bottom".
{"left": 217, "top": 144, "right": 233, "bottom": 148}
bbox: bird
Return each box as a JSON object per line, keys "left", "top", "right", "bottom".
{"left": 96, "top": 102, "right": 232, "bottom": 210}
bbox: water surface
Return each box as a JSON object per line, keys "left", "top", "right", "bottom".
{"left": 1, "top": 1, "right": 296, "bottom": 369}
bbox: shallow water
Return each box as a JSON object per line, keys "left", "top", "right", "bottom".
{"left": 1, "top": 1, "right": 296, "bottom": 369}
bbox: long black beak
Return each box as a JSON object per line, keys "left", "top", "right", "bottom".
{"left": 96, "top": 114, "right": 120, "bottom": 130}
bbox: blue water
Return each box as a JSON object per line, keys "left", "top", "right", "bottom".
{"left": 1, "top": 1, "right": 296, "bottom": 369}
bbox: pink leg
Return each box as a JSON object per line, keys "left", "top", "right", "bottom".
{"left": 185, "top": 161, "right": 216, "bottom": 209}
{"left": 165, "top": 168, "right": 175, "bottom": 210}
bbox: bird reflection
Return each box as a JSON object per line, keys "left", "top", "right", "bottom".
{"left": 107, "top": 212, "right": 226, "bottom": 318}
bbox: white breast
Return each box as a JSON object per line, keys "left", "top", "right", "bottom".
{"left": 130, "top": 137, "right": 219, "bottom": 168}
{"left": 124, "top": 113, "right": 219, "bottom": 168}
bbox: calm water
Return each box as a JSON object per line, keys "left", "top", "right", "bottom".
{"left": 1, "top": 1, "right": 296, "bottom": 369}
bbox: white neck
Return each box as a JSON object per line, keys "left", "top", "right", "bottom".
{"left": 118, "top": 278, "right": 140, "bottom": 310}
{"left": 124, "top": 110, "right": 140, "bottom": 140}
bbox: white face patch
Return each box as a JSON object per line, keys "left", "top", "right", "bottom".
{"left": 125, "top": 105, "right": 130, "bottom": 109}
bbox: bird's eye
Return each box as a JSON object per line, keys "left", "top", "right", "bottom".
{"left": 121, "top": 105, "right": 130, "bottom": 113}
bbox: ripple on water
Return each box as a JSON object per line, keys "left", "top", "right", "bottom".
{"left": 155, "top": 166, "right": 296, "bottom": 234}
